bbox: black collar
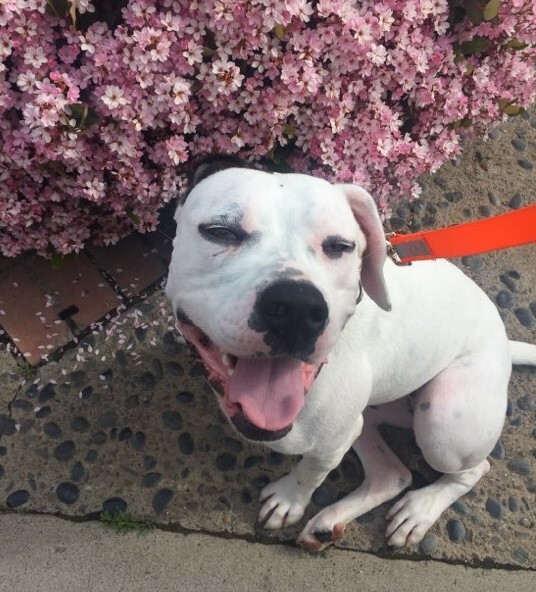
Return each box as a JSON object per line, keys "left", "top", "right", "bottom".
{"left": 356, "top": 282, "right": 363, "bottom": 305}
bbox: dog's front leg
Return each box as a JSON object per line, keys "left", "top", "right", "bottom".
{"left": 258, "top": 455, "right": 339, "bottom": 530}
{"left": 258, "top": 415, "right": 364, "bottom": 531}
{"left": 296, "top": 419, "right": 413, "bottom": 552}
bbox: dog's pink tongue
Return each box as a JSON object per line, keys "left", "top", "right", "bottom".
{"left": 229, "top": 358, "right": 305, "bottom": 431}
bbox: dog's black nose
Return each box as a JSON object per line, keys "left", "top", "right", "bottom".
{"left": 254, "top": 280, "right": 328, "bottom": 356}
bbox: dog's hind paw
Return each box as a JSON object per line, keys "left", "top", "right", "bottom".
{"left": 258, "top": 473, "right": 312, "bottom": 529}
{"left": 385, "top": 460, "right": 491, "bottom": 547}
{"left": 297, "top": 521, "right": 346, "bottom": 552}
{"left": 384, "top": 488, "right": 444, "bottom": 548}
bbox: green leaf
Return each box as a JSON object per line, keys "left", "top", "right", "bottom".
{"left": 450, "top": 117, "right": 473, "bottom": 130}
{"left": 449, "top": 3, "right": 466, "bottom": 26}
{"left": 483, "top": 0, "right": 500, "bottom": 21}
{"left": 502, "top": 104, "right": 524, "bottom": 116}
{"left": 274, "top": 24, "right": 285, "bottom": 40}
{"left": 126, "top": 207, "right": 140, "bottom": 225}
{"left": 65, "top": 103, "right": 99, "bottom": 130}
{"left": 101, "top": 511, "right": 155, "bottom": 534}
{"left": 498, "top": 98, "right": 525, "bottom": 116}
{"left": 269, "top": 146, "right": 282, "bottom": 165}
{"left": 283, "top": 123, "right": 296, "bottom": 137}
{"left": 464, "top": 0, "right": 484, "bottom": 25}
{"left": 50, "top": 252, "right": 76, "bottom": 270}
{"left": 507, "top": 37, "right": 528, "bottom": 50}
{"left": 457, "top": 37, "right": 492, "bottom": 56}
{"left": 45, "top": 0, "right": 69, "bottom": 18}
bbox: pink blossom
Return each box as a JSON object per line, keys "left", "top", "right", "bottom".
{"left": 101, "top": 85, "right": 128, "bottom": 109}
{"left": 210, "top": 56, "right": 245, "bottom": 93}
{"left": 165, "top": 135, "right": 189, "bottom": 165}
{"left": 23, "top": 46, "right": 47, "bottom": 68}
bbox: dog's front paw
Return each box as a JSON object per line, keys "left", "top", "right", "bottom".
{"left": 296, "top": 512, "right": 346, "bottom": 552}
{"left": 258, "top": 473, "right": 312, "bottom": 529}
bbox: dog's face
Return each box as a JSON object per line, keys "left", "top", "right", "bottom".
{"left": 166, "top": 163, "right": 390, "bottom": 441}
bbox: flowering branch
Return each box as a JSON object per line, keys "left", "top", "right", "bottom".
{"left": 0, "top": 0, "right": 535, "bottom": 257}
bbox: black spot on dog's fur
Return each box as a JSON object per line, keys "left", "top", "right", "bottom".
{"left": 231, "top": 414, "right": 292, "bottom": 442}
{"left": 175, "top": 307, "right": 192, "bottom": 324}
{"left": 179, "top": 154, "right": 267, "bottom": 204}
{"left": 313, "top": 530, "right": 335, "bottom": 543}
{"left": 190, "top": 154, "right": 252, "bottom": 187}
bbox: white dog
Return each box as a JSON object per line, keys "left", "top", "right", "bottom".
{"left": 166, "top": 158, "right": 536, "bottom": 551}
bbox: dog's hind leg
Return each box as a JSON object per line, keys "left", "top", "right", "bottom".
{"left": 385, "top": 347, "right": 509, "bottom": 548}
{"left": 297, "top": 402, "right": 414, "bottom": 551}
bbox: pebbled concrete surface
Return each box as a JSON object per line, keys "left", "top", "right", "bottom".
{"left": 0, "top": 109, "right": 535, "bottom": 574}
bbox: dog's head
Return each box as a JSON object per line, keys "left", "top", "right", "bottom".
{"left": 166, "top": 157, "right": 390, "bottom": 442}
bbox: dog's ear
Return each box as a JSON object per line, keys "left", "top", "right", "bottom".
{"left": 338, "top": 184, "right": 391, "bottom": 312}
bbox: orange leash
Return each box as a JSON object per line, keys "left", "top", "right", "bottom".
{"left": 388, "top": 204, "right": 536, "bottom": 264}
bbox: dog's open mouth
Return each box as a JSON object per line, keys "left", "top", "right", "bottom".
{"left": 177, "top": 321, "right": 323, "bottom": 441}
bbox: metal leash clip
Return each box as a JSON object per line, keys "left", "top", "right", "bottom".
{"left": 385, "top": 233, "right": 411, "bottom": 266}
{"left": 174, "top": 320, "right": 187, "bottom": 345}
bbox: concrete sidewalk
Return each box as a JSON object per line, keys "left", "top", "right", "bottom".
{"left": 0, "top": 513, "right": 532, "bottom": 592}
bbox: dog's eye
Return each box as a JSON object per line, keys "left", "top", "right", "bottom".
{"left": 198, "top": 224, "right": 246, "bottom": 245}
{"left": 322, "top": 236, "right": 356, "bottom": 258}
